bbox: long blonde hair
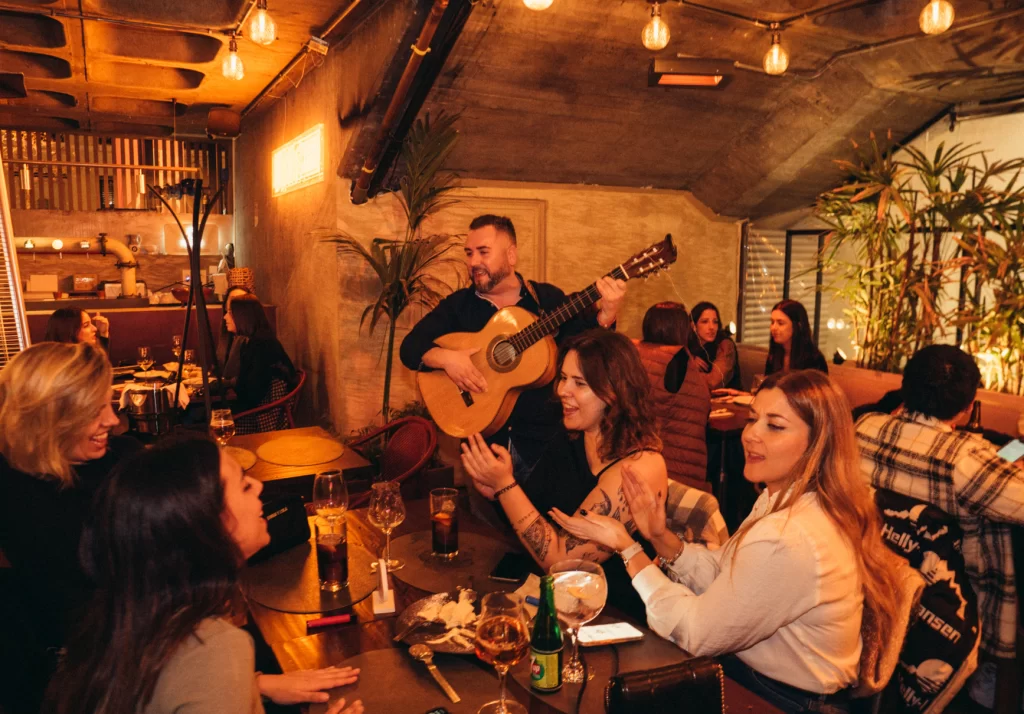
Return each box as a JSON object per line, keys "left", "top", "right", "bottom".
{"left": 0, "top": 342, "right": 112, "bottom": 485}
{"left": 729, "top": 370, "right": 899, "bottom": 643}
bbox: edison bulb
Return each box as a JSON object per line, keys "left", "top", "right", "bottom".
{"left": 222, "top": 39, "right": 245, "bottom": 81}
{"left": 919, "top": 0, "right": 954, "bottom": 34}
{"left": 641, "top": 3, "right": 670, "bottom": 51}
{"left": 522, "top": 0, "right": 553, "bottom": 9}
{"left": 763, "top": 38, "right": 789, "bottom": 75}
{"left": 51, "top": 239, "right": 63, "bottom": 251}
{"left": 249, "top": 4, "right": 277, "bottom": 46}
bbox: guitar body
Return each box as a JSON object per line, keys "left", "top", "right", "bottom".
{"left": 417, "top": 306, "right": 558, "bottom": 438}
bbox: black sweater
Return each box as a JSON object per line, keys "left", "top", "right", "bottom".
{"left": 0, "top": 435, "right": 141, "bottom": 648}
{"left": 234, "top": 334, "right": 297, "bottom": 411}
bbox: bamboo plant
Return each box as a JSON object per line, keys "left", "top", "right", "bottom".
{"left": 322, "top": 112, "right": 465, "bottom": 419}
{"left": 816, "top": 132, "right": 1024, "bottom": 390}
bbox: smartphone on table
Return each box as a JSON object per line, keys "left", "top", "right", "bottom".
{"left": 489, "top": 552, "right": 534, "bottom": 583}
{"left": 997, "top": 439, "right": 1024, "bottom": 464}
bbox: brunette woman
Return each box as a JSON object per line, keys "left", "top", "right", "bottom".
{"left": 226, "top": 295, "right": 297, "bottom": 432}
{"left": 634, "top": 302, "right": 711, "bottom": 488}
{"left": 44, "top": 306, "right": 110, "bottom": 350}
{"left": 766, "top": 299, "right": 827, "bottom": 376}
{"left": 688, "top": 301, "right": 742, "bottom": 390}
{"left": 217, "top": 285, "right": 251, "bottom": 381}
{"left": 553, "top": 370, "right": 900, "bottom": 713}
{"left": 49, "top": 437, "right": 363, "bottom": 714}
{"left": 461, "top": 329, "right": 667, "bottom": 620}
{"left": 0, "top": 342, "right": 139, "bottom": 712}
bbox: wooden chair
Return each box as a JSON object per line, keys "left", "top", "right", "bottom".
{"left": 233, "top": 369, "right": 306, "bottom": 433}
{"left": 348, "top": 416, "right": 438, "bottom": 508}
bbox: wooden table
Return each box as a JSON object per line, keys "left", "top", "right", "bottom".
{"left": 232, "top": 426, "right": 374, "bottom": 501}
{"left": 246, "top": 499, "right": 781, "bottom": 713}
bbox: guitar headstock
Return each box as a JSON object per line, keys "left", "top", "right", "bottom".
{"left": 620, "top": 234, "right": 678, "bottom": 281}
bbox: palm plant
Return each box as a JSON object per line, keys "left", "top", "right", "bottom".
{"left": 322, "top": 112, "right": 464, "bottom": 419}
{"left": 817, "top": 132, "right": 1024, "bottom": 389}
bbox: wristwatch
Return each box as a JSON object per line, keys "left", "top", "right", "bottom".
{"left": 619, "top": 542, "right": 644, "bottom": 566}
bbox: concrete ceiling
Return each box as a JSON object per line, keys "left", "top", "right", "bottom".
{"left": 0, "top": 0, "right": 376, "bottom": 135}
{"left": 421, "top": 0, "right": 1024, "bottom": 219}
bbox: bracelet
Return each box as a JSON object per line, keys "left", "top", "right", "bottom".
{"left": 657, "top": 542, "right": 686, "bottom": 570}
{"left": 619, "top": 542, "right": 643, "bottom": 565}
{"left": 493, "top": 482, "right": 519, "bottom": 500}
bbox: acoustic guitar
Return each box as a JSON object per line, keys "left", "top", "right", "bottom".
{"left": 418, "top": 235, "right": 678, "bottom": 438}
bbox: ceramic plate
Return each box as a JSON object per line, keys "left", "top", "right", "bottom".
{"left": 396, "top": 590, "right": 478, "bottom": 655}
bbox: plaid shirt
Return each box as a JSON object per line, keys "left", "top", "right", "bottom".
{"left": 856, "top": 411, "right": 1024, "bottom": 658}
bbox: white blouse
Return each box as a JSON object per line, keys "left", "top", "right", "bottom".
{"left": 632, "top": 490, "right": 864, "bottom": 694}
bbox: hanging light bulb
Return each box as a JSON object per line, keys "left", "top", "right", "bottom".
{"left": 641, "top": 3, "right": 670, "bottom": 52}
{"left": 222, "top": 35, "right": 245, "bottom": 81}
{"left": 762, "top": 30, "right": 789, "bottom": 75}
{"left": 248, "top": 0, "right": 277, "bottom": 45}
{"left": 522, "top": 0, "right": 554, "bottom": 9}
{"left": 919, "top": 0, "right": 954, "bottom": 34}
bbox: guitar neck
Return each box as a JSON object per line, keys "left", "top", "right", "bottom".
{"left": 512, "top": 265, "right": 629, "bottom": 351}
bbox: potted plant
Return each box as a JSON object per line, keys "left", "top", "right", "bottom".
{"left": 816, "top": 132, "right": 1024, "bottom": 389}
{"left": 322, "top": 111, "right": 465, "bottom": 420}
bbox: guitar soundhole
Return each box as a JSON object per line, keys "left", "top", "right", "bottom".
{"left": 487, "top": 337, "right": 520, "bottom": 373}
{"left": 493, "top": 341, "right": 517, "bottom": 367}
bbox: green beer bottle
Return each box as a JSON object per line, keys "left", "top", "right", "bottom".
{"left": 530, "top": 575, "right": 563, "bottom": 693}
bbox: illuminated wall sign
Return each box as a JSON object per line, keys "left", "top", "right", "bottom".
{"left": 272, "top": 124, "right": 324, "bottom": 197}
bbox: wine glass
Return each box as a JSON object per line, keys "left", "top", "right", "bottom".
{"left": 367, "top": 481, "right": 406, "bottom": 572}
{"left": 313, "top": 469, "right": 349, "bottom": 520}
{"left": 136, "top": 346, "right": 154, "bottom": 371}
{"left": 750, "top": 373, "right": 766, "bottom": 394}
{"left": 550, "top": 559, "right": 608, "bottom": 684}
{"left": 210, "top": 409, "right": 235, "bottom": 446}
{"left": 474, "top": 592, "right": 530, "bottom": 714}
{"left": 172, "top": 334, "right": 182, "bottom": 359}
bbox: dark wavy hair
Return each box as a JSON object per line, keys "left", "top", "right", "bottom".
{"left": 687, "top": 301, "right": 727, "bottom": 354}
{"left": 642, "top": 302, "right": 690, "bottom": 346}
{"left": 44, "top": 307, "right": 87, "bottom": 343}
{"left": 558, "top": 330, "right": 661, "bottom": 461}
{"left": 49, "top": 436, "right": 242, "bottom": 714}
{"left": 766, "top": 299, "right": 822, "bottom": 373}
{"left": 229, "top": 294, "right": 274, "bottom": 339}
{"left": 902, "top": 344, "right": 981, "bottom": 419}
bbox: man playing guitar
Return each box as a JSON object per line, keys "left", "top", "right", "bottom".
{"left": 400, "top": 214, "right": 627, "bottom": 482}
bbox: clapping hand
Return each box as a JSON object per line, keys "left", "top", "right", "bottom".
{"left": 549, "top": 508, "right": 634, "bottom": 553}
{"left": 461, "top": 433, "right": 514, "bottom": 500}
{"left": 621, "top": 465, "right": 666, "bottom": 541}
{"left": 258, "top": 666, "right": 360, "bottom": 705}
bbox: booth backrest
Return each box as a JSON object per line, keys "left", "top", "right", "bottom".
{"left": 734, "top": 343, "right": 1024, "bottom": 437}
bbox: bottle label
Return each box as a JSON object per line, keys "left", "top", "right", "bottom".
{"left": 530, "top": 648, "right": 562, "bottom": 691}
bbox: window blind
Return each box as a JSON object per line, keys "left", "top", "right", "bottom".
{"left": 0, "top": 160, "right": 29, "bottom": 368}
{"left": 740, "top": 230, "right": 786, "bottom": 345}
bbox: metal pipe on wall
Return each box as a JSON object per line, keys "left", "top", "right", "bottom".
{"left": 350, "top": 0, "right": 449, "bottom": 205}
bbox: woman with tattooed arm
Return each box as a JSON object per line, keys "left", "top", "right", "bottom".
{"left": 461, "top": 330, "right": 668, "bottom": 621}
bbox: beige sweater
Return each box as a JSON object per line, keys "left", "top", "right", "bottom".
{"left": 141, "top": 618, "right": 264, "bottom": 714}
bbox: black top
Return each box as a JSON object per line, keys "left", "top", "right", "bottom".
{"left": 399, "top": 274, "right": 601, "bottom": 469}
{"left": 764, "top": 350, "right": 829, "bottom": 377}
{"left": 235, "top": 334, "right": 297, "bottom": 411}
{"left": 522, "top": 431, "right": 655, "bottom": 623}
{"left": 0, "top": 435, "right": 142, "bottom": 648}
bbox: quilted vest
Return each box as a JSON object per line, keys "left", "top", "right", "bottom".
{"left": 633, "top": 340, "right": 711, "bottom": 490}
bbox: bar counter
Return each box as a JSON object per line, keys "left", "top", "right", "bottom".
{"left": 27, "top": 302, "right": 277, "bottom": 366}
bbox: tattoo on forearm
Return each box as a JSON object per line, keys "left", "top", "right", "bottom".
{"left": 591, "top": 488, "right": 613, "bottom": 516}
{"left": 512, "top": 510, "right": 535, "bottom": 530}
{"left": 521, "top": 515, "right": 551, "bottom": 561}
{"left": 558, "top": 526, "right": 589, "bottom": 553}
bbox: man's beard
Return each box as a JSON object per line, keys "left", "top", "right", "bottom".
{"left": 472, "top": 264, "right": 511, "bottom": 294}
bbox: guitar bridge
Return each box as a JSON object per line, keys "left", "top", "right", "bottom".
{"left": 460, "top": 390, "right": 474, "bottom": 407}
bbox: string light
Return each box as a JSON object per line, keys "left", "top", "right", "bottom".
{"left": 641, "top": 2, "right": 670, "bottom": 51}
{"left": 249, "top": 0, "right": 277, "bottom": 46}
{"left": 522, "top": 0, "right": 554, "bottom": 9}
{"left": 919, "top": 0, "right": 954, "bottom": 34}
{"left": 222, "top": 35, "right": 245, "bottom": 81}
{"left": 762, "top": 30, "right": 789, "bottom": 75}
